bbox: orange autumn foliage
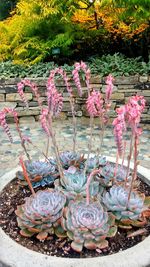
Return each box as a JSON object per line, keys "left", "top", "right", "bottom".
{"left": 72, "top": 4, "right": 149, "bottom": 40}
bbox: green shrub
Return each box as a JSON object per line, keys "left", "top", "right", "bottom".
{"left": 0, "top": 53, "right": 149, "bottom": 78}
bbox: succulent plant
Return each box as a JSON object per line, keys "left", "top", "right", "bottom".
{"left": 103, "top": 185, "right": 144, "bottom": 220}
{"left": 16, "top": 160, "right": 58, "bottom": 188}
{"left": 98, "top": 162, "right": 131, "bottom": 186}
{"left": 50, "top": 151, "right": 85, "bottom": 169}
{"left": 61, "top": 200, "right": 116, "bottom": 252}
{"left": 55, "top": 166, "right": 100, "bottom": 200}
{"left": 86, "top": 156, "right": 107, "bottom": 173}
{"left": 15, "top": 189, "right": 66, "bottom": 240}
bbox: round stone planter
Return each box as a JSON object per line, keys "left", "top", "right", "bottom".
{"left": 0, "top": 156, "right": 150, "bottom": 267}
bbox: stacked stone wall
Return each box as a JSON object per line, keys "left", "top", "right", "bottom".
{"left": 0, "top": 75, "right": 150, "bottom": 125}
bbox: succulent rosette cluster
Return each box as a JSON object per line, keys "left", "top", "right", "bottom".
{"left": 55, "top": 166, "right": 100, "bottom": 200}
{"left": 103, "top": 185, "right": 145, "bottom": 220}
{"left": 1, "top": 62, "right": 148, "bottom": 254}
{"left": 100, "top": 162, "right": 131, "bottom": 185}
{"left": 16, "top": 160, "right": 58, "bottom": 188}
{"left": 61, "top": 200, "right": 116, "bottom": 252}
{"left": 51, "top": 151, "right": 85, "bottom": 169}
{"left": 15, "top": 189, "right": 66, "bottom": 240}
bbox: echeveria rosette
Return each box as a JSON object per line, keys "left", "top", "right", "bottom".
{"left": 59, "top": 151, "right": 85, "bottom": 169}
{"left": 55, "top": 166, "right": 100, "bottom": 201}
{"left": 86, "top": 156, "right": 107, "bottom": 173}
{"left": 61, "top": 200, "right": 115, "bottom": 252}
{"left": 15, "top": 189, "right": 66, "bottom": 240}
{"left": 103, "top": 185, "right": 145, "bottom": 220}
{"left": 100, "top": 162, "right": 131, "bottom": 185}
{"left": 16, "top": 160, "right": 58, "bottom": 188}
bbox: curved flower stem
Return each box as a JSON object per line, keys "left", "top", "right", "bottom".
{"left": 19, "top": 156, "right": 35, "bottom": 196}
{"left": 45, "top": 137, "right": 50, "bottom": 159}
{"left": 48, "top": 115, "right": 64, "bottom": 180}
{"left": 127, "top": 135, "right": 138, "bottom": 204}
{"left": 86, "top": 169, "right": 101, "bottom": 205}
{"left": 27, "top": 140, "right": 50, "bottom": 162}
{"left": 70, "top": 96, "right": 77, "bottom": 153}
{"left": 84, "top": 116, "right": 94, "bottom": 176}
{"left": 113, "top": 150, "right": 119, "bottom": 184}
{"left": 124, "top": 133, "right": 134, "bottom": 188}
{"left": 15, "top": 119, "right": 31, "bottom": 161}
{"left": 121, "top": 140, "right": 126, "bottom": 167}
{"left": 97, "top": 117, "right": 105, "bottom": 158}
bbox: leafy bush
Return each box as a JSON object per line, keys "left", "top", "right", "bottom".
{"left": 0, "top": 54, "right": 149, "bottom": 78}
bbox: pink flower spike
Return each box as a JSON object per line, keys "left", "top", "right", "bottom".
{"left": 86, "top": 90, "right": 104, "bottom": 117}
{"left": 40, "top": 108, "right": 50, "bottom": 136}
{"left": 72, "top": 68, "right": 82, "bottom": 97}
{"left": 0, "top": 110, "right": 13, "bottom": 142}
{"left": 73, "top": 61, "right": 91, "bottom": 96}
{"left": 105, "top": 74, "right": 114, "bottom": 103}
{"left": 113, "top": 106, "right": 126, "bottom": 157}
{"left": 17, "top": 82, "right": 29, "bottom": 108}
{"left": 47, "top": 68, "right": 64, "bottom": 116}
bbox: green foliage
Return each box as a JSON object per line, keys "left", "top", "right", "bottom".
{"left": 0, "top": 0, "right": 75, "bottom": 64}
{"left": 0, "top": 54, "right": 149, "bottom": 78}
{"left": 88, "top": 53, "right": 150, "bottom": 76}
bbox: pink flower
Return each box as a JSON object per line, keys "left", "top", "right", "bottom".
{"left": 17, "top": 79, "right": 42, "bottom": 108}
{"left": 47, "top": 69, "right": 63, "bottom": 117}
{"left": 40, "top": 108, "right": 50, "bottom": 136}
{"left": 17, "top": 82, "right": 29, "bottom": 108}
{"left": 125, "top": 95, "right": 146, "bottom": 133}
{"left": 113, "top": 95, "right": 146, "bottom": 155}
{"left": 72, "top": 68, "right": 82, "bottom": 97}
{"left": 105, "top": 74, "right": 114, "bottom": 103}
{"left": 113, "top": 106, "right": 126, "bottom": 157}
{"left": 72, "top": 61, "right": 91, "bottom": 96}
{"left": 0, "top": 109, "right": 14, "bottom": 142}
{"left": 86, "top": 90, "right": 104, "bottom": 117}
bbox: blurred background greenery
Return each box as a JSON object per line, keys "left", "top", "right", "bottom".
{"left": 0, "top": 0, "right": 149, "bottom": 67}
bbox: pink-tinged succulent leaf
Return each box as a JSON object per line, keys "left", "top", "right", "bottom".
{"left": 107, "top": 225, "right": 118, "bottom": 237}
{"left": 27, "top": 227, "right": 41, "bottom": 233}
{"left": 118, "top": 224, "right": 133, "bottom": 229}
{"left": 71, "top": 241, "right": 83, "bottom": 252}
{"left": 84, "top": 240, "right": 97, "bottom": 250}
{"left": 127, "top": 228, "right": 147, "bottom": 238}
{"left": 97, "top": 239, "right": 109, "bottom": 249}
{"left": 130, "top": 219, "right": 147, "bottom": 227}
{"left": 54, "top": 225, "right": 67, "bottom": 238}
{"left": 20, "top": 229, "right": 34, "bottom": 237}
{"left": 36, "top": 231, "right": 48, "bottom": 240}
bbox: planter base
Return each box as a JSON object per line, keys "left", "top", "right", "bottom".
{"left": 0, "top": 157, "right": 150, "bottom": 267}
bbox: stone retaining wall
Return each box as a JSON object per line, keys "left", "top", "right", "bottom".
{"left": 0, "top": 75, "right": 150, "bottom": 125}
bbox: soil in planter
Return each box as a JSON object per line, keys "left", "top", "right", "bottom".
{"left": 0, "top": 178, "right": 150, "bottom": 258}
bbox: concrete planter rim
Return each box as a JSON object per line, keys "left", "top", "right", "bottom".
{"left": 0, "top": 156, "right": 150, "bottom": 267}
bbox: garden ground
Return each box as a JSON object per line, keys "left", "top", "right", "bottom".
{"left": 0, "top": 118, "right": 149, "bottom": 178}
